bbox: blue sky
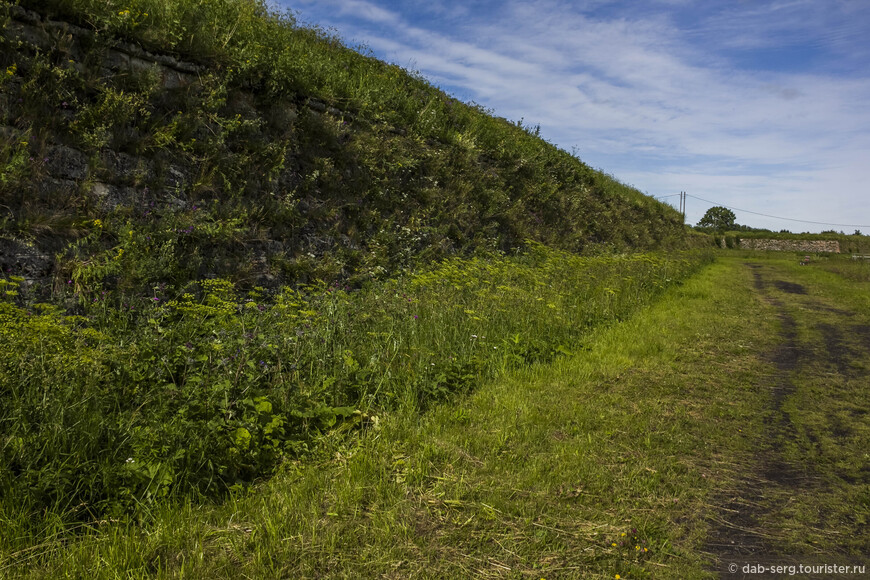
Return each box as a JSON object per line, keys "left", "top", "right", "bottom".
{"left": 279, "top": 0, "right": 870, "bottom": 232}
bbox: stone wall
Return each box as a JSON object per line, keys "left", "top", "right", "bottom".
{"left": 3, "top": 5, "right": 203, "bottom": 89}
{"left": 0, "top": 5, "right": 350, "bottom": 291}
{"left": 738, "top": 239, "right": 841, "bottom": 253}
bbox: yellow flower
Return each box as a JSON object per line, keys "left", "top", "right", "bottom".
{"left": 615, "top": 575, "right": 621, "bottom": 579}
{"left": 611, "top": 543, "right": 617, "bottom": 547}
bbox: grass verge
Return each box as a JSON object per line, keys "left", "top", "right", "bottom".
{"left": 4, "top": 254, "right": 868, "bottom": 578}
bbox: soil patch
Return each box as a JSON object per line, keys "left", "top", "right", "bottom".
{"left": 772, "top": 280, "right": 806, "bottom": 295}
{"left": 704, "top": 264, "right": 860, "bottom": 578}
{"left": 816, "top": 323, "right": 851, "bottom": 374}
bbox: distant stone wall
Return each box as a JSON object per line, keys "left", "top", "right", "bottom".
{"left": 738, "top": 239, "right": 841, "bottom": 253}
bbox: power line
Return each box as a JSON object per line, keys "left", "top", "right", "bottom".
{"left": 684, "top": 194, "right": 870, "bottom": 229}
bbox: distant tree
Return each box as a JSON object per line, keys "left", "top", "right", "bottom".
{"left": 855, "top": 230, "right": 863, "bottom": 236}
{"left": 697, "top": 206, "right": 737, "bottom": 232}
{"left": 780, "top": 229, "right": 791, "bottom": 234}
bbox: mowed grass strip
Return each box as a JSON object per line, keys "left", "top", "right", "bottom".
{"left": 7, "top": 258, "right": 780, "bottom": 579}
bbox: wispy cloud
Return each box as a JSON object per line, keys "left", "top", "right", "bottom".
{"left": 286, "top": 0, "right": 870, "bottom": 231}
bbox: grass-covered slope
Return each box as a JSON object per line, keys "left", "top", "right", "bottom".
{"left": 2, "top": 0, "right": 685, "bottom": 298}
{"left": 0, "top": 0, "right": 701, "bottom": 539}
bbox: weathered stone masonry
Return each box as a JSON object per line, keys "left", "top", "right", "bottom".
{"left": 1, "top": 6, "right": 353, "bottom": 289}
{"left": 738, "top": 239, "right": 841, "bottom": 253}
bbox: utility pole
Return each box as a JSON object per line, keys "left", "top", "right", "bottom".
{"left": 679, "top": 191, "right": 686, "bottom": 223}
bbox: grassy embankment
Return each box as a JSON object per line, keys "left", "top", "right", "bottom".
{"left": 1, "top": 0, "right": 690, "bottom": 300}
{"left": 1, "top": 0, "right": 712, "bottom": 569}
{"left": 1, "top": 0, "right": 705, "bottom": 556}
{"left": 4, "top": 253, "right": 867, "bottom": 578}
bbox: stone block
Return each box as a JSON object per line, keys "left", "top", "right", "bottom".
{"left": 0, "top": 237, "right": 53, "bottom": 281}
{"left": 44, "top": 145, "right": 88, "bottom": 180}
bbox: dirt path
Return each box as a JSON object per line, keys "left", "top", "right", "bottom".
{"left": 705, "top": 262, "right": 870, "bottom": 578}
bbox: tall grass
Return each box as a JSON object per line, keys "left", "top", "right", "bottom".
{"left": 0, "top": 247, "right": 710, "bottom": 535}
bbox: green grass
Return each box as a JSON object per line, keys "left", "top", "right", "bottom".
{"left": 3, "top": 0, "right": 867, "bottom": 576}
{"left": 2, "top": 0, "right": 689, "bottom": 299}
{"left": 0, "top": 248, "right": 710, "bottom": 534}
{"left": 0, "top": 255, "right": 772, "bottom": 578}
{"left": 3, "top": 252, "right": 868, "bottom": 579}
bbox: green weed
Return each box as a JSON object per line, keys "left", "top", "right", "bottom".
{"left": 0, "top": 247, "right": 710, "bottom": 532}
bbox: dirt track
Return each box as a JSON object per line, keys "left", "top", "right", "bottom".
{"left": 705, "top": 263, "right": 870, "bottom": 579}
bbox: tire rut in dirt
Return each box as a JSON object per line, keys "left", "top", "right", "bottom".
{"left": 704, "top": 265, "right": 822, "bottom": 576}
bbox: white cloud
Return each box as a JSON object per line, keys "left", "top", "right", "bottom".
{"left": 285, "top": 0, "right": 870, "bottom": 231}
